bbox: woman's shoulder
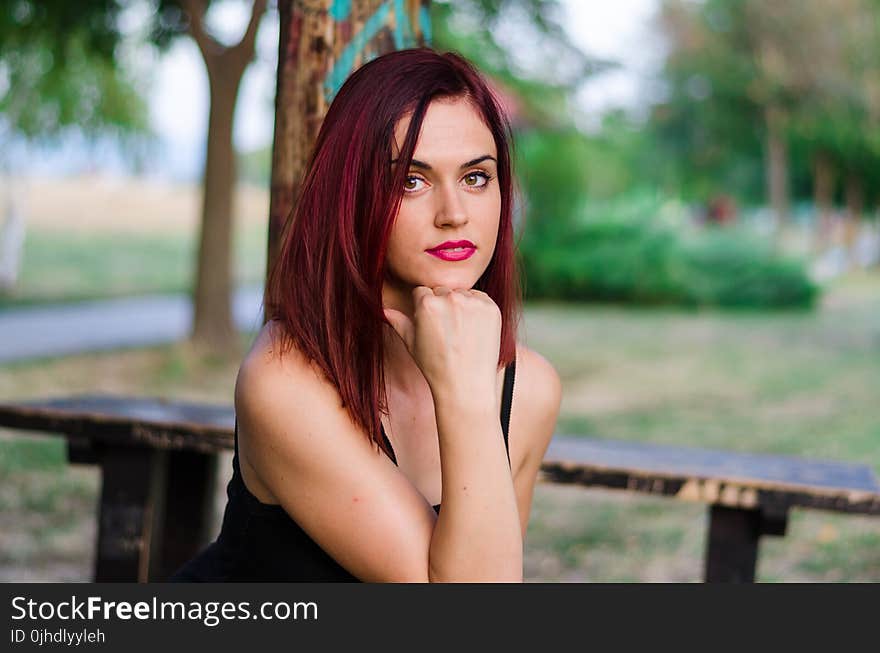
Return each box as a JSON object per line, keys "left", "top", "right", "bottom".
{"left": 235, "top": 320, "right": 343, "bottom": 423}
{"left": 513, "top": 343, "right": 561, "bottom": 406}
{"left": 511, "top": 342, "right": 562, "bottom": 470}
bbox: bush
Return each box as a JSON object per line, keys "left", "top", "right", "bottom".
{"left": 519, "top": 195, "right": 819, "bottom": 309}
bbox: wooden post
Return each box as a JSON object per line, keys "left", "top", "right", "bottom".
{"left": 94, "top": 447, "right": 168, "bottom": 582}
{"left": 704, "top": 505, "right": 789, "bottom": 583}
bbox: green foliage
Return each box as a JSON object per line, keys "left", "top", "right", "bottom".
{"left": 652, "top": 0, "right": 880, "bottom": 208}
{"left": 514, "top": 127, "right": 591, "bottom": 237}
{"left": 677, "top": 227, "right": 818, "bottom": 308}
{"left": 519, "top": 193, "right": 818, "bottom": 309}
{"left": 0, "top": 0, "right": 147, "bottom": 139}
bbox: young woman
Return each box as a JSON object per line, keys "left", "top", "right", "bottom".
{"left": 171, "top": 47, "right": 561, "bottom": 583}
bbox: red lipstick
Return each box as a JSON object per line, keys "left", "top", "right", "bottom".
{"left": 426, "top": 240, "right": 476, "bottom": 261}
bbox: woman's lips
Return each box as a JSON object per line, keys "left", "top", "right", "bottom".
{"left": 426, "top": 246, "right": 476, "bottom": 261}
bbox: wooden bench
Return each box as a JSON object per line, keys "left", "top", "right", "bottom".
{"left": 1, "top": 394, "right": 878, "bottom": 583}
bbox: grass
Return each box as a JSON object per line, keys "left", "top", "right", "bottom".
{"left": 0, "top": 177, "right": 268, "bottom": 307}
{"left": 0, "top": 222, "right": 267, "bottom": 308}
{"left": 1, "top": 272, "right": 878, "bottom": 581}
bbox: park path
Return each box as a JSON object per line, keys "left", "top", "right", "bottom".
{"left": 0, "top": 285, "right": 264, "bottom": 363}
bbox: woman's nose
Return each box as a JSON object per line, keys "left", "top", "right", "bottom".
{"left": 434, "top": 183, "right": 468, "bottom": 227}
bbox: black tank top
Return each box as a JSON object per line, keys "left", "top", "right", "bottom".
{"left": 169, "top": 358, "right": 516, "bottom": 582}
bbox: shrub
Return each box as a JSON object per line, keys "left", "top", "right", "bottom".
{"left": 518, "top": 194, "right": 819, "bottom": 309}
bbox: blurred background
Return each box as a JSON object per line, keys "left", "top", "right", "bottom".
{"left": 1, "top": 0, "right": 878, "bottom": 582}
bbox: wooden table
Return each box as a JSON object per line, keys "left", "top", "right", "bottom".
{"left": 2, "top": 394, "right": 879, "bottom": 582}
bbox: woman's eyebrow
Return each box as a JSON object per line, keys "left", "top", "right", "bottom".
{"left": 390, "top": 155, "right": 497, "bottom": 170}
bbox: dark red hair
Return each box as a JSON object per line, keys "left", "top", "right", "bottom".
{"left": 264, "top": 47, "right": 523, "bottom": 457}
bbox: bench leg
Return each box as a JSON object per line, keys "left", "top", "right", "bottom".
{"left": 704, "top": 505, "right": 789, "bottom": 583}
{"left": 704, "top": 505, "right": 761, "bottom": 583}
{"left": 94, "top": 447, "right": 168, "bottom": 582}
{"left": 156, "top": 450, "right": 218, "bottom": 581}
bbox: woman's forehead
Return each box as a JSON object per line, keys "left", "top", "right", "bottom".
{"left": 392, "top": 98, "right": 496, "bottom": 162}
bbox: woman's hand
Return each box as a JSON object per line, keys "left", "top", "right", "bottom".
{"left": 383, "top": 286, "right": 501, "bottom": 405}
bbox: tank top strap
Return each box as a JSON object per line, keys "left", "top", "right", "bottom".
{"left": 500, "top": 355, "right": 516, "bottom": 466}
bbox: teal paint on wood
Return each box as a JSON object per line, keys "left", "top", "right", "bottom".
{"left": 329, "top": 0, "right": 353, "bottom": 21}
{"left": 324, "top": 1, "right": 393, "bottom": 102}
{"left": 393, "top": 0, "right": 413, "bottom": 49}
{"left": 322, "top": 0, "right": 432, "bottom": 102}
{"left": 419, "top": 5, "right": 432, "bottom": 45}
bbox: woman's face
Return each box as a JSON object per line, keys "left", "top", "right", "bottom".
{"left": 383, "top": 97, "right": 501, "bottom": 305}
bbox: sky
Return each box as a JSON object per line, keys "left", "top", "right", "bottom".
{"left": 24, "top": 0, "right": 662, "bottom": 179}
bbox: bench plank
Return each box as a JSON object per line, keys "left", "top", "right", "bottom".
{"left": 543, "top": 436, "right": 880, "bottom": 515}
{"left": 0, "top": 395, "right": 234, "bottom": 454}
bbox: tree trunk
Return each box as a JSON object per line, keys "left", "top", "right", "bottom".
{"left": 811, "top": 150, "right": 834, "bottom": 255}
{"left": 264, "top": 0, "right": 431, "bottom": 324}
{"left": 182, "top": 0, "right": 267, "bottom": 353}
{"left": 764, "top": 105, "right": 790, "bottom": 237}
{"left": 191, "top": 67, "right": 241, "bottom": 350}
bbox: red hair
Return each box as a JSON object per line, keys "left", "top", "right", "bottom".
{"left": 264, "top": 47, "right": 523, "bottom": 457}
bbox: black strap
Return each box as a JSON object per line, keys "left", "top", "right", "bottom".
{"left": 500, "top": 356, "right": 516, "bottom": 466}
{"left": 381, "top": 356, "right": 516, "bottom": 468}
{"left": 381, "top": 423, "right": 397, "bottom": 466}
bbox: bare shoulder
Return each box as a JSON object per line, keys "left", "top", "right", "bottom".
{"left": 234, "top": 320, "right": 379, "bottom": 464}
{"left": 233, "top": 320, "right": 437, "bottom": 581}
{"left": 511, "top": 343, "right": 562, "bottom": 472}
{"left": 238, "top": 321, "right": 321, "bottom": 395}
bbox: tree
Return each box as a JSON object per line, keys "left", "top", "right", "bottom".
{"left": 656, "top": 0, "right": 880, "bottom": 238}
{"left": 0, "top": 0, "right": 146, "bottom": 291}
{"left": 787, "top": 0, "right": 880, "bottom": 256}
{"left": 152, "top": 0, "right": 268, "bottom": 351}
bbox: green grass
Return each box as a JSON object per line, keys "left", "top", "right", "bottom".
{"left": 0, "top": 270, "right": 878, "bottom": 581}
{"left": 0, "top": 436, "right": 66, "bottom": 474}
{"left": 0, "top": 222, "right": 267, "bottom": 307}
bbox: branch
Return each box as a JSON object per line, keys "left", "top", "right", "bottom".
{"left": 179, "top": 0, "right": 224, "bottom": 61}
{"left": 229, "top": 0, "right": 268, "bottom": 70}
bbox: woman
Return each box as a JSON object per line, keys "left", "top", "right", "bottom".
{"left": 171, "top": 47, "right": 561, "bottom": 582}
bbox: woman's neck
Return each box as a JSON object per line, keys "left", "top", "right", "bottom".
{"left": 381, "top": 322, "right": 431, "bottom": 400}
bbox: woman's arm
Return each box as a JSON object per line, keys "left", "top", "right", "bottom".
{"left": 427, "top": 385, "right": 523, "bottom": 582}
{"left": 510, "top": 345, "right": 563, "bottom": 540}
{"left": 383, "top": 286, "right": 522, "bottom": 581}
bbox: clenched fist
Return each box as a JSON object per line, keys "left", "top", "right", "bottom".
{"left": 383, "top": 286, "right": 502, "bottom": 405}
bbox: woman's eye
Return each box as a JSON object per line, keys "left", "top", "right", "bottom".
{"left": 404, "top": 176, "right": 426, "bottom": 192}
{"left": 463, "top": 171, "right": 491, "bottom": 188}
{"left": 404, "top": 171, "right": 492, "bottom": 193}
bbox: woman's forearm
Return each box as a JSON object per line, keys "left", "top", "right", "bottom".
{"left": 427, "top": 388, "right": 523, "bottom": 582}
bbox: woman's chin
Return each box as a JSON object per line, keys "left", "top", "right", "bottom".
{"left": 423, "top": 275, "right": 478, "bottom": 290}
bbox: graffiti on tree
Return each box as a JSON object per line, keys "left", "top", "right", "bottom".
{"left": 324, "top": 0, "right": 432, "bottom": 102}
